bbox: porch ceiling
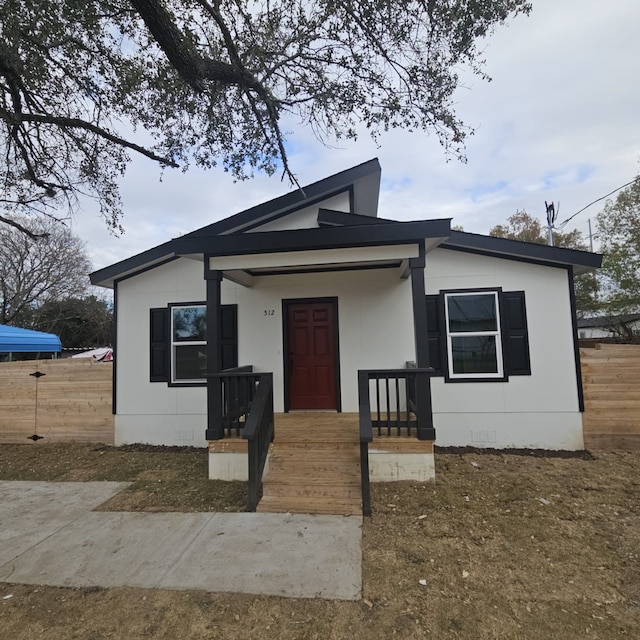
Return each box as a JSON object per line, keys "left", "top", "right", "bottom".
{"left": 209, "top": 243, "right": 420, "bottom": 272}
{"left": 217, "top": 247, "right": 418, "bottom": 286}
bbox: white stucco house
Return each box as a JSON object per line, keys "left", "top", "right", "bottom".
{"left": 91, "top": 159, "right": 601, "bottom": 508}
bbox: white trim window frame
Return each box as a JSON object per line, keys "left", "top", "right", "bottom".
{"left": 170, "top": 304, "right": 207, "bottom": 383}
{"left": 444, "top": 290, "right": 504, "bottom": 380}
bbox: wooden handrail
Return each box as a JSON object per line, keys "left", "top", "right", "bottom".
{"left": 207, "top": 368, "right": 260, "bottom": 438}
{"left": 357, "top": 367, "right": 438, "bottom": 515}
{"left": 358, "top": 368, "right": 436, "bottom": 440}
{"left": 358, "top": 370, "right": 373, "bottom": 516}
{"left": 215, "top": 365, "right": 254, "bottom": 375}
{"left": 242, "top": 373, "right": 274, "bottom": 511}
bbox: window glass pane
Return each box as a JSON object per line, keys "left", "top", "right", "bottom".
{"left": 174, "top": 345, "right": 207, "bottom": 380}
{"left": 448, "top": 294, "right": 497, "bottom": 333}
{"left": 451, "top": 336, "right": 498, "bottom": 374}
{"left": 173, "top": 307, "right": 207, "bottom": 342}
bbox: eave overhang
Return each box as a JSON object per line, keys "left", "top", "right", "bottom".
{"left": 89, "top": 242, "right": 176, "bottom": 289}
{"left": 442, "top": 230, "right": 603, "bottom": 274}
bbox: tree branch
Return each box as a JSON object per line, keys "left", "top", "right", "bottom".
{"left": 0, "top": 214, "right": 49, "bottom": 239}
{"left": 131, "top": 0, "right": 299, "bottom": 186}
{"left": 7, "top": 112, "right": 178, "bottom": 167}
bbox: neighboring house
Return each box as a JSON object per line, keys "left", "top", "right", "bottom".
{"left": 91, "top": 159, "right": 602, "bottom": 487}
{"left": 577, "top": 314, "right": 640, "bottom": 340}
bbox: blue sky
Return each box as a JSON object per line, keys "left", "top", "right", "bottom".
{"left": 75, "top": 0, "right": 640, "bottom": 274}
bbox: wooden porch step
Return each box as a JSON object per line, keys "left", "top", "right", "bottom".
{"left": 257, "top": 495, "right": 362, "bottom": 516}
{"left": 269, "top": 446, "right": 359, "bottom": 459}
{"left": 273, "top": 431, "right": 358, "bottom": 443}
{"left": 262, "top": 482, "right": 362, "bottom": 499}
{"left": 269, "top": 441, "right": 359, "bottom": 451}
{"left": 258, "top": 413, "right": 362, "bottom": 516}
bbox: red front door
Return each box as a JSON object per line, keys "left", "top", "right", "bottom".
{"left": 286, "top": 301, "right": 338, "bottom": 410}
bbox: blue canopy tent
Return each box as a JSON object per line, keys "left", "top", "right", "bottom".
{"left": 0, "top": 324, "right": 61, "bottom": 359}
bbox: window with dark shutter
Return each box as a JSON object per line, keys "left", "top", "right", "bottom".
{"left": 150, "top": 308, "right": 169, "bottom": 382}
{"left": 150, "top": 303, "right": 238, "bottom": 383}
{"left": 427, "top": 288, "right": 532, "bottom": 382}
{"left": 501, "top": 291, "right": 531, "bottom": 376}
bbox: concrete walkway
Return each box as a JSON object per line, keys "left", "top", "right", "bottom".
{"left": 0, "top": 481, "right": 362, "bottom": 600}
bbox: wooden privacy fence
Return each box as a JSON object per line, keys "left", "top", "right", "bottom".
{"left": 0, "top": 359, "right": 114, "bottom": 444}
{"left": 581, "top": 343, "right": 640, "bottom": 450}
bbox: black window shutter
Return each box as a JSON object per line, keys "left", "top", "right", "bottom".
{"left": 502, "top": 291, "right": 531, "bottom": 376}
{"left": 150, "top": 308, "right": 169, "bottom": 382}
{"left": 220, "top": 304, "right": 238, "bottom": 370}
{"left": 426, "top": 295, "right": 443, "bottom": 375}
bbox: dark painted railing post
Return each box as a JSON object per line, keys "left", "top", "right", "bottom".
{"left": 244, "top": 373, "right": 274, "bottom": 512}
{"left": 205, "top": 265, "right": 223, "bottom": 440}
{"left": 358, "top": 370, "right": 373, "bottom": 517}
{"left": 360, "top": 442, "right": 371, "bottom": 517}
{"left": 415, "top": 370, "right": 436, "bottom": 441}
{"left": 410, "top": 246, "right": 436, "bottom": 442}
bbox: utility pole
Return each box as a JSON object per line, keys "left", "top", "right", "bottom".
{"left": 588, "top": 218, "right": 594, "bottom": 252}
{"left": 545, "top": 201, "right": 558, "bottom": 246}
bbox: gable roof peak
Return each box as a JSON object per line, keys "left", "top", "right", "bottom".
{"left": 182, "top": 158, "right": 382, "bottom": 239}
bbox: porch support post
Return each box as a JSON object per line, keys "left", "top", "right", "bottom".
{"left": 205, "top": 261, "right": 223, "bottom": 440}
{"left": 409, "top": 244, "right": 436, "bottom": 441}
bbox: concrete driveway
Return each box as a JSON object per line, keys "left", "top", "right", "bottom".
{"left": 0, "top": 481, "right": 362, "bottom": 600}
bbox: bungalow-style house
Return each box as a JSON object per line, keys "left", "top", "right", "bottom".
{"left": 91, "top": 159, "right": 602, "bottom": 515}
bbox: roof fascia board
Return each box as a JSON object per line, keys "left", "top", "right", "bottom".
{"left": 317, "top": 208, "right": 394, "bottom": 227}
{"left": 440, "top": 243, "right": 600, "bottom": 274}
{"left": 175, "top": 218, "right": 452, "bottom": 257}
{"left": 90, "top": 244, "right": 176, "bottom": 288}
{"left": 443, "top": 230, "right": 602, "bottom": 270}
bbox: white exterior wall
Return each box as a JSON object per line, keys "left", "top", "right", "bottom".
{"left": 114, "top": 256, "right": 415, "bottom": 446}
{"left": 248, "top": 192, "right": 351, "bottom": 232}
{"left": 115, "top": 258, "right": 208, "bottom": 447}
{"left": 114, "top": 247, "right": 584, "bottom": 451}
{"left": 427, "top": 248, "right": 583, "bottom": 450}
{"left": 224, "top": 266, "right": 415, "bottom": 413}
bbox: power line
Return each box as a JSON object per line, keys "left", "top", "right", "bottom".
{"left": 559, "top": 178, "right": 638, "bottom": 226}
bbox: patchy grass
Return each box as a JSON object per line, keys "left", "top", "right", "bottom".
{"left": 1, "top": 443, "right": 639, "bottom": 639}
{"left": 0, "top": 443, "right": 247, "bottom": 512}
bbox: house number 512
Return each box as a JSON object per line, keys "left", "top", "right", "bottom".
{"left": 264, "top": 309, "right": 275, "bottom": 316}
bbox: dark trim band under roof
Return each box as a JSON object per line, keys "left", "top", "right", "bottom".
{"left": 174, "top": 219, "right": 452, "bottom": 257}
{"left": 442, "top": 230, "right": 602, "bottom": 272}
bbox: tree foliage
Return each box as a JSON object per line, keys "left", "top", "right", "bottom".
{"left": 489, "top": 210, "right": 600, "bottom": 317}
{"left": 596, "top": 175, "right": 640, "bottom": 314}
{"left": 32, "top": 295, "right": 113, "bottom": 348}
{"left": 0, "top": 217, "right": 91, "bottom": 325}
{"left": 1, "top": 0, "right": 531, "bottom": 231}
{"left": 489, "top": 209, "right": 585, "bottom": 249}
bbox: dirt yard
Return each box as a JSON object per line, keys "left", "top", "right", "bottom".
{"left": 1, "top": 443, "right": 638, "bottom": 639}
